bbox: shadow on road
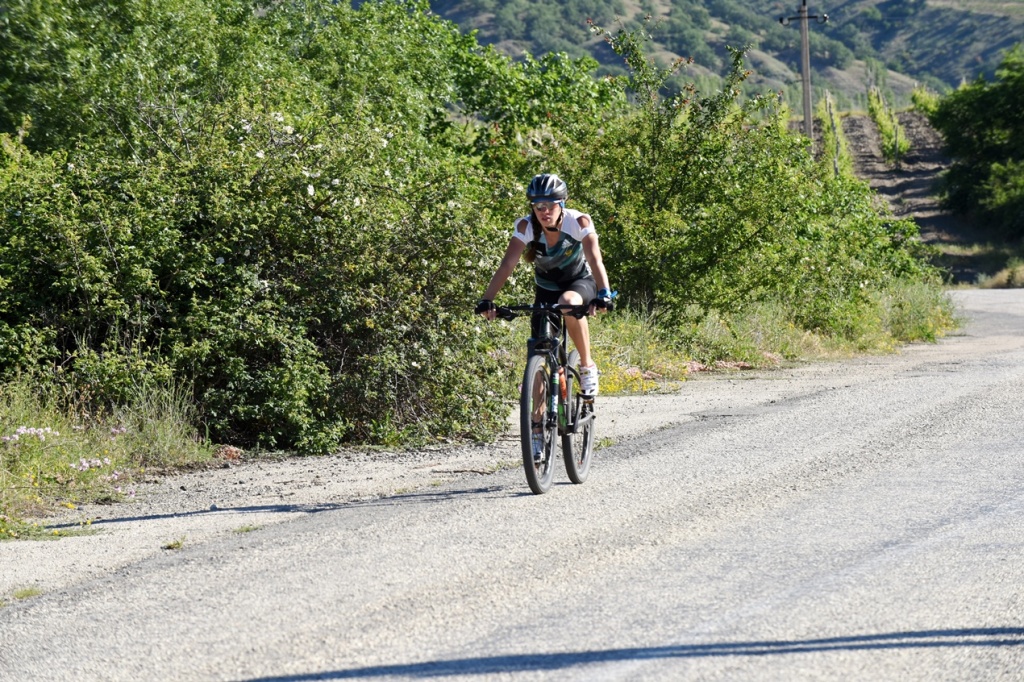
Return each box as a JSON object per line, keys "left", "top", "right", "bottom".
{"left": 44, "top": 503, "right": 348, "bottom": 529}
{"left": 242, "top": 628, "right": 1024, "bottom": 680}
{"left": 44, "top": 486, "right": 507, "bottom": 530}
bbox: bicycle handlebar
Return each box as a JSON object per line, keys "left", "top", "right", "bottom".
{"left": 496, "top": 302, "right": 591, "bottom": 321}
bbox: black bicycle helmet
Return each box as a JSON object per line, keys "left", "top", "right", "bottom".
{"left": 526, "top": 173, "right": 568, "bottom": 203}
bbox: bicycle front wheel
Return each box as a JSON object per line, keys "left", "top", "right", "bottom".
{"left": 562, "top": 350, "right": 594, "bottom": 484}
{"left": 521, "top": 354, "right": 557, "bottom": 494}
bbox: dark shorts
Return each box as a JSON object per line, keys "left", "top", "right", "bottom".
{"left": 531, "top": 277, "right": 597, "bottom": 338}
{"left": 533, "top": 277, "right": 598, "bottom": 306}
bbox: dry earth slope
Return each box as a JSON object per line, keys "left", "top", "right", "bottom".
{"left": 843, "top": 111, "right": 982, "bottom": 283}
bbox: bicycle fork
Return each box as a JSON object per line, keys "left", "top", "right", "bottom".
{"left": 549, "top": 362, "right": 561, "bottom": 432}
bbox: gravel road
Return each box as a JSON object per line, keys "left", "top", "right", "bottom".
{"left": 2, "top": 289, "right": 1023, "bottom": 680}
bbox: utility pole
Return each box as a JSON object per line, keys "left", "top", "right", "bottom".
{"left": 779, "top": 1, "right": 828, "bottom": 143}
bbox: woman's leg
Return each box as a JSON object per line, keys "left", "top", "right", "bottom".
{"left": 558, "top": 290, "right": 593, "bottom": 367}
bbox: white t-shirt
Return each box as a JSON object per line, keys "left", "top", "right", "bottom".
{"left": 512, "top": 208, "right": 595, "bottom": 291}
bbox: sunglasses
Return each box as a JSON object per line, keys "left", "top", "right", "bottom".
{"left": 532, "top": 201, "right": 560, "bottom": 212}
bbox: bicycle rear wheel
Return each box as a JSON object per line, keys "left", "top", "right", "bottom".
{"left": 521, "top": 354, "right": 557, "bottom": 494}
{"left": 562, "top": 350, "right": 594, "bottom": 484}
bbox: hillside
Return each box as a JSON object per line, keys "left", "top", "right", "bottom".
{"left": 844, "top": 111, "right": 955, "bottom": 236}
{"left": 428, "top": 0, "right": 1024, "bottom": 108}
{"left": 844, "top": 110, "right": 995, "bottom": 285}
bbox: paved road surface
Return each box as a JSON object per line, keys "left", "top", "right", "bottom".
{"left": 2, "top": 289, "right": 1023, "bottom": 680}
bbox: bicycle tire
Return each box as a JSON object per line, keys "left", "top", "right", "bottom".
{"left": 521, "top": 354, "right": 557, "bottom": 494}
{"left": 562, "top": 350, "right": 594, "bottom": 484}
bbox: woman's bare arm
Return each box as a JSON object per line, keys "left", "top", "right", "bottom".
{"left": 479, "top": 238, "right": 528, "bottom": 319}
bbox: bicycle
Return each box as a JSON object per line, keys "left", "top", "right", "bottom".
{"left": 495, "top": 303, "right": 596, "bottom": 495}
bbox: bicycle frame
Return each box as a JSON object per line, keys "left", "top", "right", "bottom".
{"left": 497, "top": 303, "right": 589, "bottom": 437}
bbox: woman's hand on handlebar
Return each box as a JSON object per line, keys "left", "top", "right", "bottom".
{"left": 592, "top": 288, "right": 615, "bottom": 315}
{"left": 475, "top": 298, "right": 497, "bottom": 321}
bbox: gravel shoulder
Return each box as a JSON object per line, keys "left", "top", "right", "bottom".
{"left": 3, "top": 359, "right": 865, "bottom": 600}
{"left": 6, "top": 289, "right": 1021, "bottom": 682}
{"left": 4, "top": 280, "right": 993, "bottom": 601}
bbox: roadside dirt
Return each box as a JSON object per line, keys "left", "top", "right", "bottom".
{"left": 1, "top": 390, "right": 720, "bottom": 598}
{"left": 842, "top": 111, "right": 986, "bottom": 283}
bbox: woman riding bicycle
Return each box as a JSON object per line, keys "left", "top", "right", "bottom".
{"left": 475, "top": 173, "right": 613, "bottom": 397}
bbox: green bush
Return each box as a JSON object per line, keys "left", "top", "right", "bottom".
{"left": 0, "top": 2, "right": 953, "bottom": 461}
{"left": 911, "top": 84, "right": 941, "bottom": 117}
{"left": 545, "top": 28, "right": 938, "bottom": 343}
{"left": 0, "top": 1, "right": 558, "bottom": 451}
{"left": 816, "top": 93, "right": 854, "bottom": 178}
{"left": 868, "top": 86, "right": 910, "bottom": 166}
{"left": 0, "top": 107, "right": 522, "bottom": 450}
{"left": 930, "top": 44, "right": 1024, "bottom": 238}
{"left": 982, "top": 160, "right": 1024, "bottom": 237}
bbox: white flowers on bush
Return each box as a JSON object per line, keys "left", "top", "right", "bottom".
{"left": 74, "top": 457, "right": 111, "bottom": 472}
{"left": 1, "top": 426, "right": 59, "bottom": 443}
{"left": 307, "top": 185, "right": 315, "bottom": 196}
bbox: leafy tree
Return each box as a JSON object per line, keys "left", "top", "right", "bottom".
{"left": 930, "top": 44, "right": 1024, "bottom": 237}
{"left": 541, "top": 24, "right": 935, "bottom": 339}
{"left": 0, "top": 1, "right": 529, "bottom": 450}
{"left": 0, "top": 0, "right": 946, "bottom": 455}
{"left": 0, "top": 0, "right": 264, "bottom": 153}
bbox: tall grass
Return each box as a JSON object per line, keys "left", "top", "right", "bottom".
{"left": 590, "top": 309, "right": 692, "bottom": 393}
{"left": 552, "top": 277, "right": 956, "bottom": 395}
{"left": 1, "top": 377, "right": 211, "bottom": 538}
{"left": 975, "top": 255, "right": 1024, "bottom": 288}
{"left": 875, "top": 279, "right": 961, "bottom": 342}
